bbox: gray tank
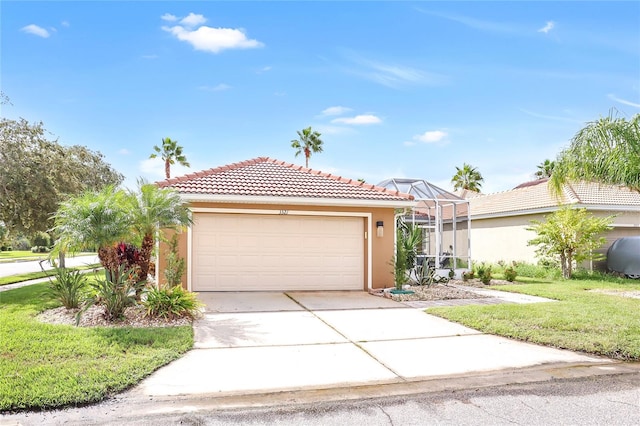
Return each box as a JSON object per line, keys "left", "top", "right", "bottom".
{"left": 607, "top": 236, "right": 640, "bottom": 279}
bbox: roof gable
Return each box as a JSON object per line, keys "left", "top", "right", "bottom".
{"left": 157, "top": 157, "right": 414, "bottom": 203}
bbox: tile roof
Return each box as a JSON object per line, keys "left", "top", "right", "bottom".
{"left": 470, "top": 179, "right": 640, "bottom": 217}
{"left": 157, "top": 157, "right": 414, "bottom": 202}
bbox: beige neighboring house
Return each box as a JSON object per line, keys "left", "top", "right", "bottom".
{"left": 156, "top": 157, "right": 415, "bottom": 292}
{"left": 468, "top": 178, "right": 640, "bottom": 269}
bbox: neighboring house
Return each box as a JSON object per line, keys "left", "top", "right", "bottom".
{"left": 468, "top": 178, "right": 640, "bottom": 269}
{"left": 156, "top": 157, "right": 415, "bottom": 292}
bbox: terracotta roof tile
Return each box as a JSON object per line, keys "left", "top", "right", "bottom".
{"left": 157, "top": 157, "right": 414, "bottom": 202}
{"left": 470, "top": 179, "right": 640, "bottom": 216}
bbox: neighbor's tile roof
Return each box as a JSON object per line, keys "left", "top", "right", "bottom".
{"left": 470, "top": 178, "right": 640, "bottom": 217}
{"left": 157, "top": 157, "right": 414, "bottom": 202}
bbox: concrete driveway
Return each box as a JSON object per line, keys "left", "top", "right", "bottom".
{"left": 134, "top": 291, "right": 608, "bottom": 398}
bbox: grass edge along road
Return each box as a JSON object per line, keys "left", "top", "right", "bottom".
{"left": 0, "top": 283, "right": 193, "bottom": 412}
{"left": 0, "top": 264, "right": 102, "bottom": 286}
{"left": 429, "top": 276, "right": 640, "bottom": 361}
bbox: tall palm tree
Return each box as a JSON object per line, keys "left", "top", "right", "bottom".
{"left": 551, "top": 112, "right": 640, "bottom": 193}
{"left": 126, "top": 180, "right": 192, "bottom": 283}
{"left": 53, "top": 186, "right": 130, "bottom": 275}
{"left": 150, "top": 137, "right": 190, "bottom": 179}
{"left": 535, "top": 159, "right": 555, "bottom": 179}
{"left": 291, "top": 127, "right": 323, "bottom": 168}
{"left": 451, "top": 163, "right": 484, "bottom": 192}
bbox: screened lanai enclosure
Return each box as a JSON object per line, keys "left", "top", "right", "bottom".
{"left": 377, "top": 178, "right": 471, "bottom": 277}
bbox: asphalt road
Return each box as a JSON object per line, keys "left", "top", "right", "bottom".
{"left": 0, "top": 254, "right": 99, "bottom": 278}
{"left": 2, "top": 371, "right": 638, "bottom": 425}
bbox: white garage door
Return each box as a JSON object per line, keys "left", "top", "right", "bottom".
{"left": 191, "top": 213, "right": 364, "bottom": 291}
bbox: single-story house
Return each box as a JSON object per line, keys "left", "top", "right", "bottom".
{"left": 156, "top": 157, "right": 415, "bottom": 291}
{"left": 467, "top": 178, "right": 640, "bottom": 269}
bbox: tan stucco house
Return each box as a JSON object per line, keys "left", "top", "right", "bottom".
{"left": 156, "top": 157, "right": 415, "bottom": 291}
{"left": 468, "top": 178, "right": 640, "bottom": 269}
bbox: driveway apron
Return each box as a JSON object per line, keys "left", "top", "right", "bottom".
{"left": 134, "top": 291, "right": 608, "bottom": 397}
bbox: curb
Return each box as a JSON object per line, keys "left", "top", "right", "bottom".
{"left": 123, "top": 361, "right": 640, "bottom": 414}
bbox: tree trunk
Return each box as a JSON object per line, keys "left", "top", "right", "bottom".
{"left": 139, "top": 232, "right": 154, "bottom": 284}
{"left": 566, "top": 251, "right": 573, "bottom": 279}
{"left": 58, "top": 251, "right": 66, "bottom": 269}
{"left": 560, "top": 252, "right": 569, "bottom": 279}
{"left": 165, "top": 160, "right": 171, "bottom": 179}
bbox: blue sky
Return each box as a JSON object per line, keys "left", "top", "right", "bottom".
{"left": 2, "top": 1, "right": 639, "bottom": 193}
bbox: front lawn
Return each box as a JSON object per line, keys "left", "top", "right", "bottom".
{"left": 0, "top": 284, "right": 193, "bottom": 411}
{"left": 0, "top": 250, "right": 47, "bottom": 262}
{"left": 429, "top": 277, "right": 640, "bottom": 360}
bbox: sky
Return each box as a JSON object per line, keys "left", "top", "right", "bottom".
{"left": 2, "top": 1, "right": 639, "bottom": 194}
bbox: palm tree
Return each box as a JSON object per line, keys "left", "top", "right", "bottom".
{"left": 551, "top": 112, "right": 640, "bottom": 193}
{"left": 291, "top": 127, "right": 323, "bottom": 168}
{"left": 535, "top": 159, "right": 555, "bottom": 179}
{"left": 150, "top": 137, "right": 190, "bottom": 179}
{"left": 451, "top": 163, "right": 484, "bottom": 192}
{"left": 53, "top": 186, "right": 130, "bottom": 275}
{"left": 126, "top": 180, "right": 192, "bottom": 284}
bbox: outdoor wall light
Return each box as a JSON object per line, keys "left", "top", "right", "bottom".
{"left": 376, "top": 221, "right": 384, "bottom": 238}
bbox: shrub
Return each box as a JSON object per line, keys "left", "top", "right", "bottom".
{"left": 144, "top": 286, "right": 203, "bottom": 320}
{"left": 48, "top": 268, "right": 88, "bottom": 309}
{"left": 32, "top": 231, "right": 52, "bottom": 248}
{"left": 31, "top": 246, "right": 50, "bottom": 253}
{"left": 163, "top": 235, "right": 185, "bottom": 288}
{"left": 504, "top": 266, "right": 517, "bottom": 282}
{"left": 84, "top": 266, "right": 145, "bottom": 321}
{"left": 462, "top": 270, "right": 475, "bottom": 281}
{"left": 476, "top": 263, "right": 492, "bottom": 285}
{"left": 13, "top": 237, "right": 30, "bottom": 251}
{"left": 515, "top": 262, "right": 562, "bottom": 280}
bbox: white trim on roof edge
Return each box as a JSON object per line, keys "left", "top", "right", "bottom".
{"left": 472, "top": 204, "right": 640, "bottom": 220}
{"left": 179, "top": 193, "right": 415, "bottom": 208}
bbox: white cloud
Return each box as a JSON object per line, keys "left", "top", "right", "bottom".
{"left": 161, "top": 13, "right": 178, "bottom": 22}
{"left": 608, "top": 94, "right": 640, "bottom": 108}
{"left": 142, "top": 54, "right": 158, "bottom": 59}
{"left": 343, "top": 51, "right": 449, "bottom": 88}
{"left": 162, "top": 18, "right": 264, "bottom": 54}
{"left": 21, "top": 24, "right": 50, "bottom": 38}
{"left": 199, "top": 83, "right": 232, "bottom": 92}
{"left": 321, "top": 106, "right": 352, "bottom": 116}
{"left": 180, "top": 13, "right": 207, "bottom": 28}
{"left": 416, "top": 9, "right": 517, "bottom": 34}
{"left": 519, "top": 108, "right": 583, "bottom": 123}
{"left": 414, "top": 130, "right": 448, "bottom": 143}
{"left": 331, "top": 114, "right": 382, "bottom": 125}
{"left": 538, "top": 21, "right": 555, "bottom": 34}
{"left": 118, "top": 148, "right": 131, "bottom": 155}
{"left": 257, "top": 66, "right": 272, "bottom": 73}
{"left": 61, "top": 21, "right": 70, "bottom": 27}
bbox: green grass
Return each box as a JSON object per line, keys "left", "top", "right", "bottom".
{"left": 430, "top": 276, "right": 640, "bottom": 360}
{"left": 0, "top": 251, "right": 48, "bottom": 262}
{"left": 0, "top": 251, "right": 97, "bottom": 263}
{"left": 0, "top": 283, "right": 193, "bottom": 411}
{"left": 0, "top": 264, "right": 102, "bottom": 286}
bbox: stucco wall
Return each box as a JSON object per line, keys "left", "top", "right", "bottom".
{"left": 471, "top": 209, "right": 640, "bottom": 269}
{"left": 158, "top": 201, "right": 398, "bottom": 290}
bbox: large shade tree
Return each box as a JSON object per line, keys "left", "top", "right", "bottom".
{"left": 551, "top": 112, "right": 640, "bottom": 192}
{"left": 291, "top": 126, "right": 323, "bottom": 168}
{"left": 150, "top": 137, "right": 190, "bottom": 179}
{"left": 0, "top": 117, "right": 123, "bottom": 237}
{"left": 451, "top": 163, "right": 484, "bottom": 192}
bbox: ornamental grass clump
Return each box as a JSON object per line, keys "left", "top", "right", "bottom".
{"left": 144, "top": 286, "right": 203, "bottom": 320}
{"left": 48, "top": 267, "right": 88, "bottom": 309}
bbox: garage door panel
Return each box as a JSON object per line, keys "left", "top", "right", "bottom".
{"left": 192, "top": 213, "right": 364, "bottom": 291}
